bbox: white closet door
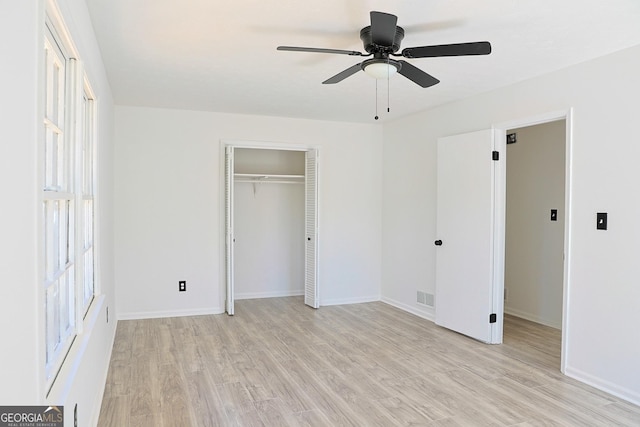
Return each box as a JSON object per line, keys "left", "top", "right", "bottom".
{"left": 225, "top": 146, "right": 235, "bottom": 315}
{"left": 304, "top": 149, "right": 319, "bottom": 308}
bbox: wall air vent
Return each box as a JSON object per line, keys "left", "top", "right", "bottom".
{"left": 417, "top": 291, "right": 434, "bottom": 307}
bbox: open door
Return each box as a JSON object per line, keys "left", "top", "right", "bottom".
{"left": 304, "top": 149, "right": 319, "bottom": 308}
{"left": 225, "top": 146, "right": 235, "bottom": 315}
{"left": 435, "top": 129, "right": 501, "bottom": 343}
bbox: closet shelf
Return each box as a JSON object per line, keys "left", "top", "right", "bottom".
{"left": 234, "top": 173, "right": 304, "bottom": 184}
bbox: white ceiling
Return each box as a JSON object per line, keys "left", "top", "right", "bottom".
{"left": 85, "top": 0, "right": 640, "bottom": 124}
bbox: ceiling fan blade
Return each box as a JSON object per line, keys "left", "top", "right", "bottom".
{"left": 277, "top": 46, "right": 363, "bottom": 56}
{"left": 402, "top": 41, "right": 492, "bottom": 58}
{"left": 397, "top": 61, "right": 440, "bottom": 88}
{"left": 370, "top": 11, "right": 398, "bottom": 46}
{"left": 322, "top": 63, "right": 362, "bottom": 84}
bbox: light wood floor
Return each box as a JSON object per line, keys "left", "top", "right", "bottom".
{"left": 98, "top": 297, "right": 640, "bottom": 426}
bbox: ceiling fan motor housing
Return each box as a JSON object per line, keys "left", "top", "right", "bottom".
{"left": 360, "top": 25, "right": 405, "bottom": 54}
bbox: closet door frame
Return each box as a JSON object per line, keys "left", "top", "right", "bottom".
{"left": 220, "top": 140, "right": 320, "bottom": 314}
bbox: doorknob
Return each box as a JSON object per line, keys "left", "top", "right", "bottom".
{"left": 434, "top": 240, "right": 443, "bottom": 246}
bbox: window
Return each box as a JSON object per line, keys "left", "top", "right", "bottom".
{"left": 43, "top": 10, "right": 97, "bottom": 385}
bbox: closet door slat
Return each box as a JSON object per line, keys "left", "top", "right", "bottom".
{"left": 304, "top": 149, "right": 319, "bottom": 308}
{"left": 225, "top": 146, "right": 235, "bottom": 315}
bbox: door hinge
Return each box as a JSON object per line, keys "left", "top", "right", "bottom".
{"left": 489, "top": 313, "right": 497, "bottom": 323}
{"left": 492, "top": 151, "right": 499, "bottom": 161}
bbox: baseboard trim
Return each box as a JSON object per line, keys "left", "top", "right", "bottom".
{"left": 564, "top": 365, "right": 640, "bottom": 407}
{"left": 504, "top": 307, "right": 561, "bottom": 330}
{"left": 320, "top": 295, "right": 380, "bottom": 306}
{"left": 235, "top": 290, "right": 304, "bottom": 300}
{"left": 118, "top": 306, "right": 224, "bottom": 320}
{"left": 381, "top": 296, "right": 435, "bottom": 322}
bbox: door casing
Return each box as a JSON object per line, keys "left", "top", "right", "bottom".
{"left": 220, "top": 140, "right": 320, "bottom": 314}
{"left": 492, "top": 109, "right": 573, "bottom": 373}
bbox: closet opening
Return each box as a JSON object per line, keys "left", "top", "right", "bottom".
{"left": 223, "top": 144, "right": 319, "bottom": 315}
{"left": 234, "top": 149, "right": 305, "bottom": 300}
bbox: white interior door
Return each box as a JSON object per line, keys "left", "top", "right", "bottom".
{"left": 304, "top": 149, "right": 319, "bottom": 308}
{"left": 435, "top": 129, "right": 500, "bottom": 343}
{"left": 225, "top": 146, "right": 235, "bottom": 315}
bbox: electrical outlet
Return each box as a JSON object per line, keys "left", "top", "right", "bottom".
{"left": 179, "top": 281, "right": 186, "bottom": 292}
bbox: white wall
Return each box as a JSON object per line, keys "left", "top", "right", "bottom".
{"left": 235, "top": 148, "right": 305, "bottom": 175}
{"left": 234, "top": 182, "right": 305, "bottom": 299}
{"left": 0, "top": 0, "right": 41, "bottom": 405}
{"left": 0, "top": 1, "right": 116, "bottom": 425}
{"left": 382, "top": 44, "right": 640, "bottom": 405}
{"left": 114, "top": 107, "right": 383, "bottom": 318}
{"left": 505, "top": 121, "right": 565, "bottom": 328}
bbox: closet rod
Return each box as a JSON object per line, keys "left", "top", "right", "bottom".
{"left": 236, "top": 180, "right": 303, "bottom": 185}
{"left": 234, "top": 173, "right": 304, "bottom": 184}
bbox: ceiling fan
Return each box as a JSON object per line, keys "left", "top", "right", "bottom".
{"left": 277, "top": 11, "right": 491, "bottom": 88}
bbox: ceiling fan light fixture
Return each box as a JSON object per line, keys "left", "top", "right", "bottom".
{"left": 362, "top": 60, "right": 400, "bottom": 79}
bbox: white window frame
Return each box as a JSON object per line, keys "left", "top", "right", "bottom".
{"left": 42, "top": 2, "right": 98, "bottom": 389}
{"left": 79, "top": 79, "right": 96, "bottom": 317}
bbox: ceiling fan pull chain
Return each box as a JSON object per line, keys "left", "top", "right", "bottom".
{"left": 387, "top": 58, "right": 391, "bottom": 113}
{"left": 375, "top": 78, "right": 379, "bottom": 120}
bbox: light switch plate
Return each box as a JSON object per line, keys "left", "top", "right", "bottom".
{"left": 597, "top": 212, "right": 607, "bottom": 230}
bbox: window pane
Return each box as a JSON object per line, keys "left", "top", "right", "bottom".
{"left": 52, "top": 58, "right": 65, "bottom": 127}
{"left": 57, "top": 131, "right": 65, "bottom": 191}
{"left": 61, "top": 269, "right": 75, "bottom": 333}
{"left": 55, "top": 131, "right": 63, "bottom": 190}
{"left": 45, "top": 282, "right": 60, "bottom": 364}
{"left": 44, "top": 46, "right": 50, "bottom": 118}
{"left": 44, "top": 32, "right": 66, "bottom": 191}
{"left": 58, "top": 201, "right": 66, "bottom": 269}
{"left": 44, "top": 201, "right": 54, "bottom": 281}
{"left": 44, "top": 200, "right": 75, "bottom": 281}
{"left": 59, "top": 272, "right": 69, "bottom": 336}
{"left": 82, "top": 96, "right": 94, "bottom": 196}
{"left": 44, "top": 128, "right": 62, "bottom": 191}
{"left": 67, "top": 200, "right": 73, "bottom": 265}
{"left": 84, "top": 199, "right": 93, "bottom": 248}
{"left": 68, "top": 270, "right": 76, "bottom": 331}
{"left": 52, "top": 62, "right": 60, "bottom": 124}
{"left": 83, "top": 247, "right": 94, "bottom": 311}
{"left": 45, "top": 126, "right": 54, "bottom": 189}
{"left": 57, "top": 201, "right": 67, "bottom": 269}
{"left": 49, "top": 200, "right": 60, "bottom": 277}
